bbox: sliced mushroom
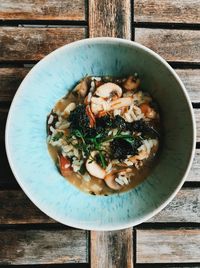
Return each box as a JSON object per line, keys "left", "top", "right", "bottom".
{"left": 128, "top": 150, "right": 149, "bottom": 163}
{"left": 104, "top": 169, "right": 132, "bottom": 190}
{"left": 123, "top": 76, "right": 140, "bottom": 91}
{"left": 90, "top": 97, "right": 109, "bottom": 114}
{"left": 95, "top": 82, "right": 122, "bottom": 99}
{"left": 110, "top": 97, "right": 133, "bottom": 110}
{"left": 74, "top": 78, "right": 89, "bottom": 97}
{"left": 86, "top": 151, "right": 106, "bottom": 179}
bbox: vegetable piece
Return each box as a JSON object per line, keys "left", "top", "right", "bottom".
{"left": 110, "top": 138, "right": 142, "bottom": 160}
{"left": 74, "top": 77, "right": 89, "bottom": 97}
{"left": 95, "top": 82, "right": 122, "bottom": 99}
{"left": 86, "top": 151, "right": 106, "bottom": 179}
{"left": 68, "top": 104, "right": 90, "bottom": 133}
{"left": 140, "top": 103, "right": 156, "bottom": 119}
{"left": 112, "top": 115, "right": 127, "bottom": 130}
{"left": 86, "top": 105, "right": 96, "bottom": 128}
{"left": 123, "top": 75, "right": 140, "bottom": 91}
{"left": 104, "top": 171, "right": 122, "bottom": 190}
{"left": 52, "top": 132, "right": 63, "bottom": 141}
{"left": 58, "top": 155, "right": 71, "bottom": 177}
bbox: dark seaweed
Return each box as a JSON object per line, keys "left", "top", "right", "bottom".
{"left": 110, "top": 137, "right": 142, "bottom": 160}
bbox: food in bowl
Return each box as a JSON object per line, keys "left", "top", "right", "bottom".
{"left": 47, "top": 74, "right": 161, "bottom": 195}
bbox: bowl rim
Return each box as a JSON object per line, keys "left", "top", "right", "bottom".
{"left": 5, "top": 37, "right": 196, "bottom": 230}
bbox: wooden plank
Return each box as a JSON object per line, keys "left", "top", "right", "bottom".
{"left": 137, "top": 229, "right": 200, "bottom": 263}
{"left": 0, "top": 27, "right": 86, "bottom": 61}
{"left": 89, "top": 1, "right": 133, "bottom": 267}
{"left": 134, "top": 0, "right": 200, "bottom": 24}
{"left": 0, "top": 190, "right": 54, "bottom": 224}
{"left": 135, "top": 28, "right": 200, "bottom": 62}
{"left": 91, "top": 229, "right": 133, "bottom": 268}
{"left": 187, "top": 148, "right": 200, "bottom": 181}
{"left": 0, "top": 68, "right": 30, "bottom": 102}
{"left": 1, "top": 68, "right": 200, "bottom": 104}
{"left": 0, "top": 229, "right": 88, "bottom": 264}
{"left": 0, "top": 0, "right": 86, "bottom": 21}
{"left": 89, "top": 0, "right": 131, "bottom": 38}
{"left": 0, "top": 142, "right": 17, "bottom": 187}
{"left": 175, "top": 69, "right": 200, "bottom": 103}
{"left": 195, "top": 109, "right": 200, "bottom": 142}
{"left": 1, "top": 187, "right": 200, "bottom": 225}
{"left": 148, "top": 188, "right": 200, "bottom": 223}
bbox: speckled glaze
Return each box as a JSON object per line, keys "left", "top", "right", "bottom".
{"left": 6, "top": 38, "right": 196, "bottom": 230}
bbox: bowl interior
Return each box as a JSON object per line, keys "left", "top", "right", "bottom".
{"left": 6, "top": 38, "right": 195, "bottom": 230}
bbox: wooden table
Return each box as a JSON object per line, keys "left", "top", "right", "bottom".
{"left": 0, "top": 0, "right": 200, "bottom": 267}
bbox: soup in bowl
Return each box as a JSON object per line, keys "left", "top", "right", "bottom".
{"left": 6, "top": 38, "right": 195, "bottom": 230}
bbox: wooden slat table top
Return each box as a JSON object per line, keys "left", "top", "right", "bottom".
{"left": 0, "top": 0, "right": 200, "bottom": 267}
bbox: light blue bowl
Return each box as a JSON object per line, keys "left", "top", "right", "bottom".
{"left": 6, "top": 38, "right": 196, "bottom": 230}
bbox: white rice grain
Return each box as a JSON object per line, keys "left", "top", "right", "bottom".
{"left": 115, "top": 177, "right": 124, "bottom": 186}
{"left": 50, "top": 126, "right": 55, "bottom": 134}
{"left": 48, "top": 114, "right": 54, "bottom": 124}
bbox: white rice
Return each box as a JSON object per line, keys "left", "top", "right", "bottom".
{"left": 59, "top": 122, "right": 71, "bottom": 129}
{"left": 50, "top": 126, "right": 56, "bottom": 134}
{"left": 63, "top": 144, "right": 73, "bottom": 153}
{"left": 91, "top": 76, "right": 101, "bottom": 81}
{"left": 48, "top": 114, "right": 54, "bottom": 124}
{"left": 106, "top": 162, "right": 112, "bottom": 173}
{"left": 87, "top": 92, "right": 92, "bottom": 102}
{"left": 113, "top": 109, "right": 121, "bottom": 116}
{"left": 124, "top": 159, "right": 134, "bottom": 166}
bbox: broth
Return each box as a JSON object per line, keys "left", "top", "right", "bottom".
{"left": 47, "top": 75, "right": 161, "bottom": 195}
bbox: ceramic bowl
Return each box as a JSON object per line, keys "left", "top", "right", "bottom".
{"left": 6, "top": 38, "right": 196, "bottom": 230}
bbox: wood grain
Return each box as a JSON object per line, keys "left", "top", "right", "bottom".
{"left": 89, "top": 0, "right": 131, "bottom": 38}
{"left": 89, "top": 1, "right": 134, "bottom": 267}
{"left": 135, "top": 28, "right": 200, "bottom": 62}
{"left": 134, "top": 0, "right": 200, "bottom": 24}
{"left": 0, "top": 0, "right": 86, "bottom": 21}
{"left": 148, "top": 188, "right": 200, "bottom": 223}
{"left": 195, "top": 109, "right": 200, "bottom": 142}
{"left": 0, "top": 142, "right": 17, "bottom": 187}
{"left": 0, "top": 229, "right": 88, "bottom": 264}
{"left": 0, "top": 190, "right": 54, "bottom": 224}
{"left": 91, "top": 229, "right": 133, "bottom": 268}
{"left": 1, "top": 68, "right": 200, "bottom": 103}
{"left": 1, "top": 187, "right": 200, "bottom": 225}
{"left": 187, "top": 148, "right": 200, "bottom": 181}
{"left": 175, "top": 69, "right": 200, "bottom": 103}
{"left": 137, "top": 229, "right": 200, "bottom": 263}
{"left": 0, "top": 68, "right": 31, "bottom": 102}
{"left": 0, "top": 27, "right": 86, "bottom": 61}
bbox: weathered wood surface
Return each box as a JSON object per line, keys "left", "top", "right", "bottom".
{"left": 148, "top": 188, "right": 200, "bottom": 223}
{"left": 0, "top": 190, "right": 54, "bottom": 224}
{"left": 91, "top": 229, "right": 133, "bottom": 268}
{"left": 0, "top": 27, "right": 86, "bottom": 61}
{"left": 0, "top": 68, "right": 31, "bottom": 102}
{"left": 0, "top": 142, "right": 16, "bottom": 187}
{"left": 175, "top": 69, "right": 200, "bottom": 103}
{"left": 135, "top": 28, "right": 200, "bottom": 62}
{"left": 1, "top": 187, "right": 200, "bottom": 225}
{"left": 1, "top": 68, "right": 200, "bottom": 104}
{"left": 134, "top": 0, "right": 200, "bottom": 24}
{"left": 0, "top": 0, "right": 86, "bottom": 21}
{"left": 0, "top": 229, "right": 88, "bottom": 264}
{"left": 89, "top": 1, "right": 134, "bottom": 268}
{"left": 89, "top": 0, "right": 131, "bottom": 38}
{"left": 187, "top": 148, "right": 200, "bottom": 181}
{"left": 195, "top": 109, "right": 200, "bottom": 142}
{"left": 137, "top": 229, "right": 200, "bottom": 263}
